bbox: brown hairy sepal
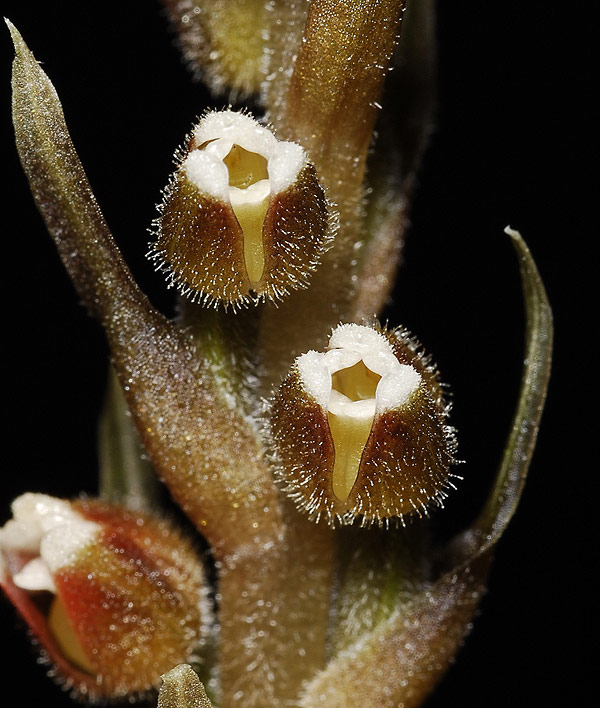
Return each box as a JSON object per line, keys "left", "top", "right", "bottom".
{"left": 271, "top": 323, "right": 457, "bottom": 526}
{"left": 150, "top": 109, "right": 332, "bottom": 308}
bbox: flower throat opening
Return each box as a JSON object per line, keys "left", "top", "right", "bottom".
{"left": 328, "top": 361, "right": 381, "bottom": 502}
{"left": 224, "top": 145, "right": 270, "bottom": 286}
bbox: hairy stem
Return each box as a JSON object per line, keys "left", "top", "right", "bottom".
{"left": 256, "top": 0, "right": 406, "bottom": 390}
{"left": 217, "top": 510, "right": 334, "bottom": 708}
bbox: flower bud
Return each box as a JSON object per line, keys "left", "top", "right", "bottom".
{"left": 150, "top": 109, "right": 331, "bottom": 306}
{"left": 0, "top": 494, "right": 211, "bottom": 701}
{"left": 271, "top": 324, "right": 457, "bottom": 526}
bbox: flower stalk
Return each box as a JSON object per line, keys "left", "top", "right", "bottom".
{"left": 3, "top": 4, "right": 552, "bottom": 708}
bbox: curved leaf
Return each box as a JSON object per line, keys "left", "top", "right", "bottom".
{"left": 449, "top": 228, "right": 553, "bottom": 562}
{"left": 9, "top": 20, "right": 151, "bottom": 328}
{"left": 304, "top": 230, "right": 552, "bottom": 707}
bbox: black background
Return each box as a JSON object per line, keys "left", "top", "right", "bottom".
{"left": 0, "top": 2, "right": 589, "bottom": 707}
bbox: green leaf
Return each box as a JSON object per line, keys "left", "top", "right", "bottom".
{"left": 8, "top": 19, "right": 152, "bottom": 327}
{"left": 98, "top": 367, "right": 161, "bottom": 511}
{"left": 450, "top": 228, "right": 553, "bottom": 562}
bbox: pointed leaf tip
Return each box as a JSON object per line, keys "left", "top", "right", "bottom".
{"left": 158, "top": 665, "right": 213, "bottom": 708}
{"left": 5, "top": 18, "right": 25, "bottom": 52}
{"left": 504, "top": 225, "right": 526, "bottom": 247}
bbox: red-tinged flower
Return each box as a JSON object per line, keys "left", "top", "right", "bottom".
{"left": 0, "top": 494, "right": 212, "bottom": 701}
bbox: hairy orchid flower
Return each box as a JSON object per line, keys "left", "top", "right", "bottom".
{"left": 0, "top": 495, "right": 211, "bottom": 701}
{"left": 150, "top": 109, "right": 332, "bottom": 306}
{"left": 2, "top": 3, "right": 552, "bottom": 708}
{"left": 271, "top": 323, "right": 457, "bottom": 525}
